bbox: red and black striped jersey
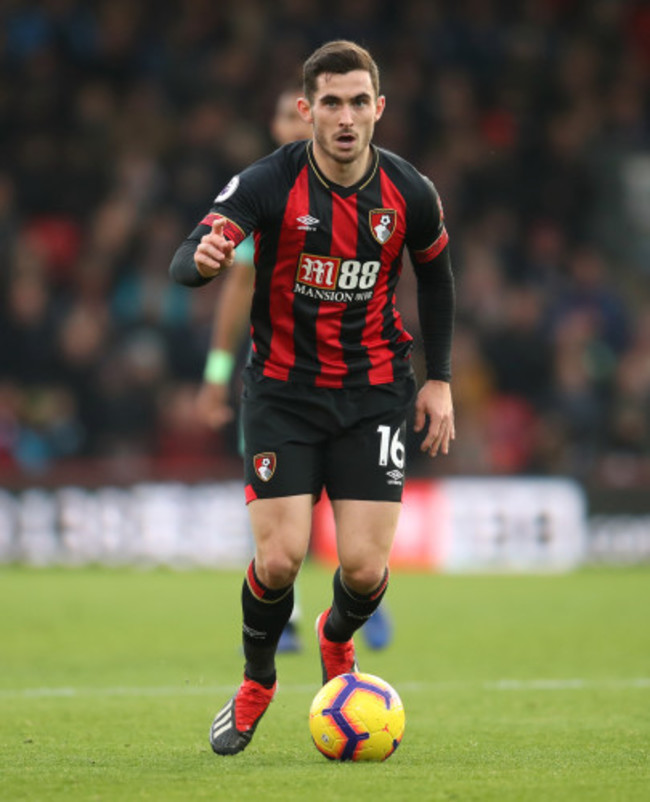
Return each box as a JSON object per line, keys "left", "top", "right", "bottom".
{"left": 198, "top": 140, "right": 449, "bottom": 388}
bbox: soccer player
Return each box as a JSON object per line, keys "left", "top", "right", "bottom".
{"left": 170, "top": 40, "right": 455, "bottom": 755}
{"left": 196, "top": 87, "right": 394, "bottom": 654}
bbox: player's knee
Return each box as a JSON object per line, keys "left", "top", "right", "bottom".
{"left": 256, "top": 551, "right": 301, "bottom": 589}
{"left": 341, "top": 564, "right": 387, "bottom": 596}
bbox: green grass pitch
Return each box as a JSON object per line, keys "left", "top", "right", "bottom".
{"left": 1, "top": 562, "right": 648, "bottom": 801}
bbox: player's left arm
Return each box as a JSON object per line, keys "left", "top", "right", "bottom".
{"left": 408, "top": 178, "right": 456, "bottom": 457}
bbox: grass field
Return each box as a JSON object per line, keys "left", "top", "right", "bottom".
{"left": 1, "top": 562, "right": 648, "bottom": 801}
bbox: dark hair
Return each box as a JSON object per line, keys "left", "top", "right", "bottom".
{"left": 303, "top": 40, "right": 380, "bottom": 101}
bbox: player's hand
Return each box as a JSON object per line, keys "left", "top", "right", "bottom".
{"left": 196, "top": 381, "right": 235, "bottom": 429}
{"left": 194, "top": 218, "right": 235, "bottom": 278}
{"left": 413, "top": 380, "right": 455, "bottom": 457}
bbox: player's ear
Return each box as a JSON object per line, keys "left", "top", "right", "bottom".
{"left": 297, "top": 96, "right": 313, "bottom": 124}
{"left": 375, "top": 95, "right": 386, "bottom": 122}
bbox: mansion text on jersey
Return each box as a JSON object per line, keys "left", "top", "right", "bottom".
{"left": 293, "top": 282, "right": 374, "bottom": 303}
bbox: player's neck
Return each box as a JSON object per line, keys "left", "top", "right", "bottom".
{"left": 311, "top": 141, "right": 373, "bottom": 187}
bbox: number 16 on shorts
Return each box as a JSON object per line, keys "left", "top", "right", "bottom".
{"left": 377, "top": 425, "right": 405, "bottom": 487}
{"left": 377, "top": 424, "right": 405, "bottom": 481}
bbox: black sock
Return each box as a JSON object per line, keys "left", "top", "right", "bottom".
{"left": 241, "top": 560, "right": 294, "bottom": 686}
{"left": 324, "top": 566, "right": 389, "bottom": 642}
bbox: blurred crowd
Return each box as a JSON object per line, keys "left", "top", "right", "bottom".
{"left": 1, "top": 0, "right": 649, "bottom": 488}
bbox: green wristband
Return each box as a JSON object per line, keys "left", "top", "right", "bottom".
{"left": 204, "top": 349, "right": 235, "bottom": 385}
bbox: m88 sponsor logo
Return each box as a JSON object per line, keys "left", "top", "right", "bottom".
{"left": 294, "top": 252, "right": 381, "bottom": 302}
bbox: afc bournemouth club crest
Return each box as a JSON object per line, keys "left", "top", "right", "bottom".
{"left": 253, "top": 452, "right": 276, "bottom": 482}
{"left": 370, "top": 209, "right": 397, "bottom": 244}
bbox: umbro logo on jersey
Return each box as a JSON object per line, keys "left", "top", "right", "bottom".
{"left": 296, "top": 214, "right": 319, "bottom": 231}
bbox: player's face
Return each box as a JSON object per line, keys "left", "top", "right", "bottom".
{"left": 271, "top": 92, "right": 312, "bottom": 146}
{"left": 299, "top": 70, "right": 385, "bottom": 174}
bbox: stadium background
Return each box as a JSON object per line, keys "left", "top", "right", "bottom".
{"left": 1, "top": 0, "right": 649, "bottom": 565}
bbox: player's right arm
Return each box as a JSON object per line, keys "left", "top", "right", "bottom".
{"left": 169, "top": 218, "right": 236, "bottom": 286}
{"left": 194, "top": 217, "right": 235, "bottom": 278}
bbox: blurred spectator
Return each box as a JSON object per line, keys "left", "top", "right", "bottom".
{"left": 482, "top": 283, "right": 552, "bottom": 409}
{"left": 3, "top": 264, "right": 60, "bottom": 385}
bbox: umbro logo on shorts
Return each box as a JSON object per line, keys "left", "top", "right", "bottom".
{"left": 386, "top": 468, "right": 404, "bottom": 486}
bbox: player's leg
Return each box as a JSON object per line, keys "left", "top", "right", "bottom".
{"left": 315, "top": 500, "right": 398, "bottom": 683}
{"left": 244, "top": 493, "right": 312, "bottom": 678}
{"left": 235, "top": 370, "right": 304, "bottom": 654}
{"left": 210, "top": 494, "right": 312, "bottom": 755}
{"left": 315, "top": 377, "right": 414, "bottom": 683}
{"left": 332, "top": 499, "right": 399, "bottom": 593}
{"left": 335, "top": 460, "right": 393, "bottom": 652}
{"left": 239, "top": 372, "right": 321, "bottom": 670}
{"left": 211, "top": 374, "right": 323, "bottom": 755}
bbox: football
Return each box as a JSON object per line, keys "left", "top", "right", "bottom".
{"left": 309, "top": 672, "right": 405, "bottom": 761}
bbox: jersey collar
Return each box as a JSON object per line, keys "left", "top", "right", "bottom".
{"left": 306, "top": 141, "right": 379, "bottom": 195}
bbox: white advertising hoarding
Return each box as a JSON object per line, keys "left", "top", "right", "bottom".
{"left": 1, "top": 477, "right": 588, "bottom": 572}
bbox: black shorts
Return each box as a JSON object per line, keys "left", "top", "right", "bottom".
{"left": 241, "top": 370, "right": 417, "bottom": 503}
